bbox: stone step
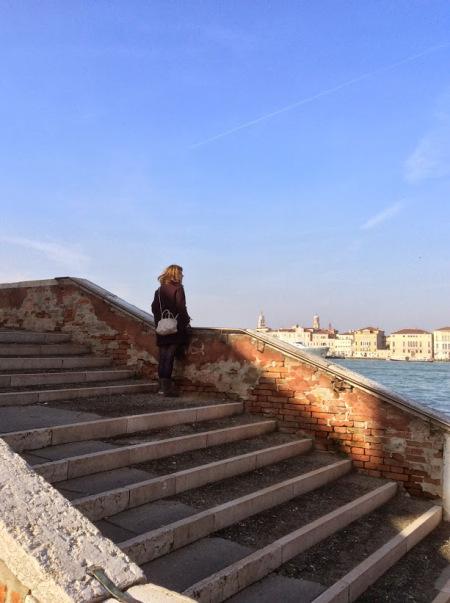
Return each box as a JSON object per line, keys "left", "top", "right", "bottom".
{"left": 183, "top": 482, "right": 397, "bottom": 602}
{"left": 3, "top": 402, "right": 244, "bottom": 452}
{"left": 0, "top": 355, "right": 112, "bottom": 371}
{"left": 56, "top": 432, "right": 305, "bottom": 496}
{"left": 93, "top": 449, "right": 344, "bottom": 546}
{"left": 141, "top": 539, "right": 325, "bottom": 602}
{"left": 223, "top": 492, "right": 439, "bottom": 602}
{"left": 34, "top": 419, "right": 278, "bottom": 482}
{"left": 0, "top": 381, "right": 157, "bottom": 407}
{"left": 0, "top": 342, "right": 90, "bottom": 356}
{"left": 72, "top": 439, "right": 313, "bottom": 521}
{"left": 0, "top": 330, "right": 72, "bottom": 344}
{"left": 341, "top": 504, "right": 450, "bottom": 603}
{"left": 313, "top": 505, "right": 442, "bottom": 603}
{"left": 0, "top": 368, "right": 135, "bottom": 389}
{"left": 119, "top": 460, "right": 352, "bottom": 566}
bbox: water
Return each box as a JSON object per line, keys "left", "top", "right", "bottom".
{"left": 332, "top": 359, "right": 450, "bottom": 416}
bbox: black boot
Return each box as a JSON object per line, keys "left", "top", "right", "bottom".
{"left": 162, "top": 378, "right": 178, "bottom": 397}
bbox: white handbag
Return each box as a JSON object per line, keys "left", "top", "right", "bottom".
{"left": 156, "top": 288, "right": 178, "bottom": 335}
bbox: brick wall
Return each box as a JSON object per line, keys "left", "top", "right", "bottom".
{"left": 180, "top": 330, "right": 445, "bottom": 498}
{"left": 0, "top": 561, "right": 28, "bottom": 603}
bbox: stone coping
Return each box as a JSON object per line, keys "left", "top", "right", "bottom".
{"left": 61, "top": 277, "right": 156, "bottom": 327}
{"left": 0, "top": 278, "right": 58, "bottom": 289}
{"left": 2, "top": 277, "right": 449, "bottom": 432}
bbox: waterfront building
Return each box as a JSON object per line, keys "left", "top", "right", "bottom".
{"left": 353, "top": 327, "right": 386, "bottom": 358}
{"left": 328, "top": 332, "right": 354, "bottom": 358}
{"left": 390, "top": 329, "right": 433, "bottom": 361}
{"left": 269, "top": 325, "right": 336, "bottom": 348}
{"left": 260, "top": 315, "right": 337, "bottom": 356}
{"left": 433, "top": 327, "right": 450, "bottom": 361}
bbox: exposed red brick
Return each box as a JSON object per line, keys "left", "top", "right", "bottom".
{"left": 352, "top": 454, "right": 370, "bottom": 462}
{"left": 351, "top": 447, "right": 365, "bottom": 455}
{"left": 383, "top": 472, "right": 409, "bottom": 482}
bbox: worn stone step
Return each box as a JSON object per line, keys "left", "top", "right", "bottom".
{"left": 0, "top": 381, "right": 157, "bottom": 407}
{"left": 3, "top": 402, "right": 244, "bottom": 452}
{"left": 142, "top": 538, "right": 325, "bottom": 602}
{"left": 183, "top": 481, "right": 397, "bottom": 602}
{"left": 34, "top": 419, "right": 278, "bottom": 482}
{"left": 56, "top": 432, "right": 304, "bottom": 497}
{"left": 0, "top": 355, "right": 112, "bottom": 371}
{"left": 354, "top": 509, "right": 450, "bottom": 603}
{"left": 72, "top": 439, "right": 313, "bottom": 521}
{"left": 314, "top": 505, "right": 442, "bottom": 603}
{"left": 0, "top": 342, "right": 90, "bottom": 356}
{"left": 119, "top": 460, "right": 352, "bottom": 566}
{"left": 232, "top": 493, "right": 437, "bottom": 603}
{"left": 0, "top": 330, "right": 72, "bottom": 344}
{"left": 0, "top": 368, "right": 135, "bottom": 389}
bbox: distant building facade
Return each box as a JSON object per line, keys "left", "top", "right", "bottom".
{"left": 328, "top": 332, "right": 354, "bottom": 358}
{"left": 261, "top": 315, "right": 337, "bottom": 354}
{"left": 389, "top": 329, "right": 433, "bottom": 361}
{"left": 433, "top": 327, "right": 450, "bottom": 361}
{"left": 254, "top": 314, "right": 449, "bottom": 361}
{"left": 353, "top": 327, "right": 386, "bottom": 358}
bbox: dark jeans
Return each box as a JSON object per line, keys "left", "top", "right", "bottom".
{"left": 158, "top": 344, "right": 178, "bottom": 379}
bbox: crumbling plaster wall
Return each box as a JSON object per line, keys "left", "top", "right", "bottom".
{"left": 0, "top": 280, "right": 159, "bottom": 377}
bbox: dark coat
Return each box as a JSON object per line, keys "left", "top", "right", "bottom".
{"left": 151, "top": 282, "right": 191, "bottom": 347}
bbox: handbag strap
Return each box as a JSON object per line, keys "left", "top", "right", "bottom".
{"left": 158, "top": 287, "right": 178, "bottom": 319}
{"left": 158, "top": 287, "right": 163, "bottom": 316}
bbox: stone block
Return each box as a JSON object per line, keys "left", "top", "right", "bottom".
{"left": 51, "top": 417, "right": 128, "bottom": 445}
{"left": 130, "top": 476, "right": 177, "bottom": 508}
{"left": 67, "top": 448, "right": 131, "bottom": 479}
{"left": 35, "top": 459, "right": 69, "bottom": 482}
{"left": 3, "top": 428, "right": 52, "bottom": 452}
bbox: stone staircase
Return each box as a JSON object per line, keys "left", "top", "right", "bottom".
{"left": 0, "top": 329, "right": 444, "bottom": 602}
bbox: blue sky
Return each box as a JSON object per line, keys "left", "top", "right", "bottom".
{"left": 0, "top": 1, "right": 449, "bottom": 332}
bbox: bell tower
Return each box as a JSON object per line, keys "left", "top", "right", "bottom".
{"left": 257, "top": 311, "right": 266, "bottom": 330}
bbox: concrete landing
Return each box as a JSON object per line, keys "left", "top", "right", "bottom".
{"left": 227, "top": 574, "right": 326, "bottom": 602}
{"left": 0, "top": 405, "right": 101, "bottom": 433}
{"left": 97, "top": 500, "right": 196, "bottom": 539}
{"left": 142, "top": 537, "right": 253, "bottom": 593}
{"left": 22, "top": 439, "right": 119, "bottom": 463}
{"left": 58, "top": 467, "right": 154, "bottom": 499}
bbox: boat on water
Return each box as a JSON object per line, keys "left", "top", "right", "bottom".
{"left": 291, "top": 342, "right": 329, "bottom": 358}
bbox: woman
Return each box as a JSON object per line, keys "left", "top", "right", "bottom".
{"left": 151, "top": 264, "right": 191, "bottom": 396}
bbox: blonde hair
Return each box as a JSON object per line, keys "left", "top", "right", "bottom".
{"left": 158, "top": 264, "right": 183, "bottom": 285}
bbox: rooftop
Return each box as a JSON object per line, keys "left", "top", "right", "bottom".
{"left": 392, "top": 328, "right": 431, "bottom": 335}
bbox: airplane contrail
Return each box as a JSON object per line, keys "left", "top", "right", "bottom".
{"left": 190, "top": 42, "right": 449, "bottom": 149}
